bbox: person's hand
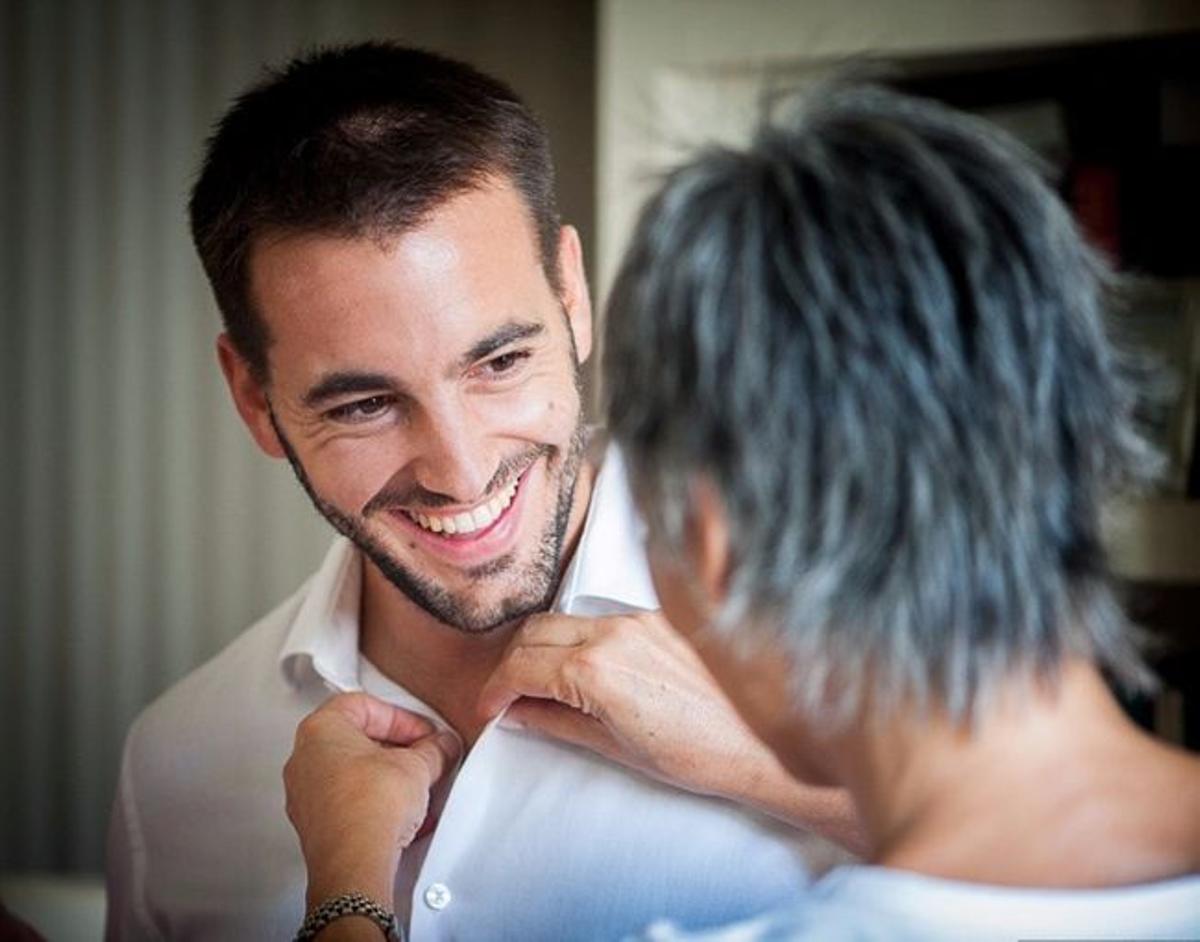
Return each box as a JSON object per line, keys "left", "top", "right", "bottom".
{"left": 476, "top": 611, "right": 863, "bottom": 851}
{"left": 478, "top": 610, "right": 761, "bottom": 795}
{"left": 283, "top": 693, "right": 461, "bottom": 909}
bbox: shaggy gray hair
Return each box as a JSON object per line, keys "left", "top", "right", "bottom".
{"left": 604, "top": 86, "right": 1155, "bottom": 727}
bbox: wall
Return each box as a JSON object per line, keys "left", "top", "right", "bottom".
{"left": 0, "top": 0, "right": 595, "bottom": 874}
{"left": 597, "top": 0, "right": 1200, "bottom": 303}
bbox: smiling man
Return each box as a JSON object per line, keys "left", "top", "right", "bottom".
{"left": 238, "top": 184, "right": 596, "bottom": 739}
{"left": 104, "top": 44, "right": 853, "bottom": 941}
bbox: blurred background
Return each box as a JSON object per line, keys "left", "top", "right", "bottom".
{"left": 2, "top": 1, "right": 1199, "bottom": 937}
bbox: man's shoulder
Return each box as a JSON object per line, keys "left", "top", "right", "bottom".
{"left": 109, "top": 577, "right": 324, "bottom": 935}
{"left": 123, "top": 575, "right": 318, "bottom": 791}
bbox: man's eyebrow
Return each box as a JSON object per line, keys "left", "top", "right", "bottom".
{"left": 458, "top": 321, "right": 545, "bottom": 371}
{"left": 301, "top": 371, "right": 403, "bottom": 409}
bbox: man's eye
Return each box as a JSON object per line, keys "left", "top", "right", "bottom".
{"left": 325, "top": 395, "right": 394, "bottom": 423}
{"left": 482, "top": 350, "right": 531, "bottom": 376}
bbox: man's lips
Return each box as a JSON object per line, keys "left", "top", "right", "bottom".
{"left": 383, "top": 464, "right": 533, "bottom": 561}
{"left": 400, "top": 473, "right": 522, "bottom": 539}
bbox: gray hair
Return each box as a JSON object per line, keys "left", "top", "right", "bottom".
{"left": 604, "top": 85, "right": 1155, "bottom": 727}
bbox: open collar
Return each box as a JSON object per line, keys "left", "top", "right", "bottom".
{"left": 277, "top": 444, "right": 659, "bottom": 691}
{"left": 277, "top": 537, "right": 363, "bottom": 692}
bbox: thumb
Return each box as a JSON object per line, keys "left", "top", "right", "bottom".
{"left": 325, "top": 692, "right": 437, "bottom": 746}
{"left": 404, "top": 730, "right": 462, "bottom": 787}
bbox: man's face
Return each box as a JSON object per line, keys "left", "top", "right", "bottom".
{"left": 231, "top": 181, "right": 592, "bottom": 633}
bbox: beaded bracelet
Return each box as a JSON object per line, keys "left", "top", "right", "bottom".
{"left": 294, "top": 891, "right": 401, "bottom": 941}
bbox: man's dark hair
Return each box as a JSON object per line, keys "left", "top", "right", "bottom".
{"left": 605, "top": 85, "right": 1156, "bottom": 726}
{"left": 189, "top": 42, "right": 561, "bottom": 383}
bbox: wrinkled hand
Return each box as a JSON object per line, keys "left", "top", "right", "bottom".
{"left": 284, "top": 693, "right": 461, "bottom": 907}
{"left": 477, "top": 611, "right": 775, "bottom": 800}
{"left": 477, "top": 611, "right": 864, "bottom": 852}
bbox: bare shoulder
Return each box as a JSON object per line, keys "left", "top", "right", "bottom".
{"left": 1122, "top": 733, "right": 1200, "bottom": 874}
{"left": 1158, "top": 739, "right": 1200, "bottom": 851}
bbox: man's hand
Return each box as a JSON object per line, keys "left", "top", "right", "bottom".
{"left": 283, "top": 693, "right": 461, "bottom": 908}
{"left": 477, "top": 611, "right": 863, "bottom": 851}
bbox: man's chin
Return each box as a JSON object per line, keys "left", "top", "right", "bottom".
{"left": 356, "top": 535, "right": 556, "bottom": 634}
{"left": 388, "top": 585, "right": 554, "bottom": 636}
{"left": 280, "top": 435, "right": 581, "bottom": 633}
{"left": 435, "top": 595, "right": 553, "bottom": 636}
{"left": 272, "top": 406, "right": 586, "bottom": 632}
{"left": 465, "top": 551, "right": 516, "bottom": 580}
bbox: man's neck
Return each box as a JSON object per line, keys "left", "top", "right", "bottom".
{"left": 358, "top": 453, "right": 598, "bottom": 744}
{"left": 825, "top": 661, "right": 1200, "bottom": 887}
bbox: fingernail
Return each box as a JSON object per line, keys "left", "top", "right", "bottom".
{"left": 498, "top": 711, "right": 524, "bottom": 731}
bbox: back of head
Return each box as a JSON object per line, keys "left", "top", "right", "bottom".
{"left": 604, "top": 85, "right": 1153, "bottom": 726}
{"left": 190, "top": 41, "right": 560, "bottom": 383}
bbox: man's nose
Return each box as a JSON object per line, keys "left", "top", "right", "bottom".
{"left": 409, "top": 402, "right": 494, "bottom": 505}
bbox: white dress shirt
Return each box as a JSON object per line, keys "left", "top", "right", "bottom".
{"left": 641, "top": 865, "right": 1200, "bottom": 941}
{"left": 106, "top": 448, "right": 839, "bottom": 941}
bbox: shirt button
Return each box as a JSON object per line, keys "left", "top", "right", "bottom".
{"left": 423, "top": 882, "right": 452, "bottom": 911}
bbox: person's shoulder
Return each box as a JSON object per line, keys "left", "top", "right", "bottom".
{"left": 805, "top": 865, "right": 1200, "bottom": 941}
{"left": 1150, "top": 737, "right": 1200, "bottom": 867}
{"left": 108, "top": 573, "right": 327, "bottom": 929}
{"left": 636, "top": 900, "right": 882, "bottom": 942}
{"left": 122, "top": 574, "right": 316, "bottom": 785}
{"left": 636, "top": 868, "right": 1200, "bottom": 942}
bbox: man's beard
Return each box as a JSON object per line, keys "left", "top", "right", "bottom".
{"left": 270, "top": 407, "right": 587, "bottom": 634}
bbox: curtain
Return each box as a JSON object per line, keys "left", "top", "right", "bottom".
{"left": 0, "top": 0, "right": 594, "bottom": 873}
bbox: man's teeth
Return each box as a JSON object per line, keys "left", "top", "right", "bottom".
{"left": 405, "top": 478, "right": 519, "bottom": 536}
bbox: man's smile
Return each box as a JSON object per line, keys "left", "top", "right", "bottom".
{"left": 402, "top": 474, "right": 520, "bottom": 536}
{"left": 383, "top": 462, "right": 537, "bottom": 567}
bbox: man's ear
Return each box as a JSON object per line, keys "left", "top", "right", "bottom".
{"left": 556, "top": 224, "right": 593, "bottom": 365}
{"left": 216, "top": 333, "right": 286, "bottom": 459}
{"left": 687, "top": 476, "right": 733, "bottom": 608}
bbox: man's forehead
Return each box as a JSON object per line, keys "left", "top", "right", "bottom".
{"left": 247, "top": 185, "right": 556, "bottom": 379}
{"left": 248, "top": 179, "right": 545, "bottom": 294}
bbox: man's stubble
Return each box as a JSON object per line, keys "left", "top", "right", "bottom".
{"left": 268, "top": 388, "right": 587, "bottom": 635}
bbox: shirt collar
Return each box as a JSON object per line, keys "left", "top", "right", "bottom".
{"left": 277, "top": 444, "right": 659, "bottom": 690}
{"left": 553, "top": 444, "right": 659, "bottom": 615}
{"left": 278, "top": 537, "right": 363, "bottom": 692}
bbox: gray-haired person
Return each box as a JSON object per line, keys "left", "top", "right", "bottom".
{"left": 606, "top": 85, "right": 1200, "bottom": 939}
{"left": 281, "top": 86, "right": 1200, "bottom": 940}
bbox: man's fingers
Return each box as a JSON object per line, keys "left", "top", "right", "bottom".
{"left": 477, "top": 643, "right": 583, "bottom": 719}
{"left": 502, "top": 698, "right": 620, "bottom": 761}
{"left": 321, "top": 692, "right": 437, "bottom": 745}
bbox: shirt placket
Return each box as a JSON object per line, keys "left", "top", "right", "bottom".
{"left": 405, "top": 718, "right": 504, "bottom": 940}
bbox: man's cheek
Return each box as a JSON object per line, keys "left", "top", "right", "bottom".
{"left": 484, "top": 383, "right": 580, "bottom": 441}
{"left": 311, "top": 448, "right": 400, "bottom": 516}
